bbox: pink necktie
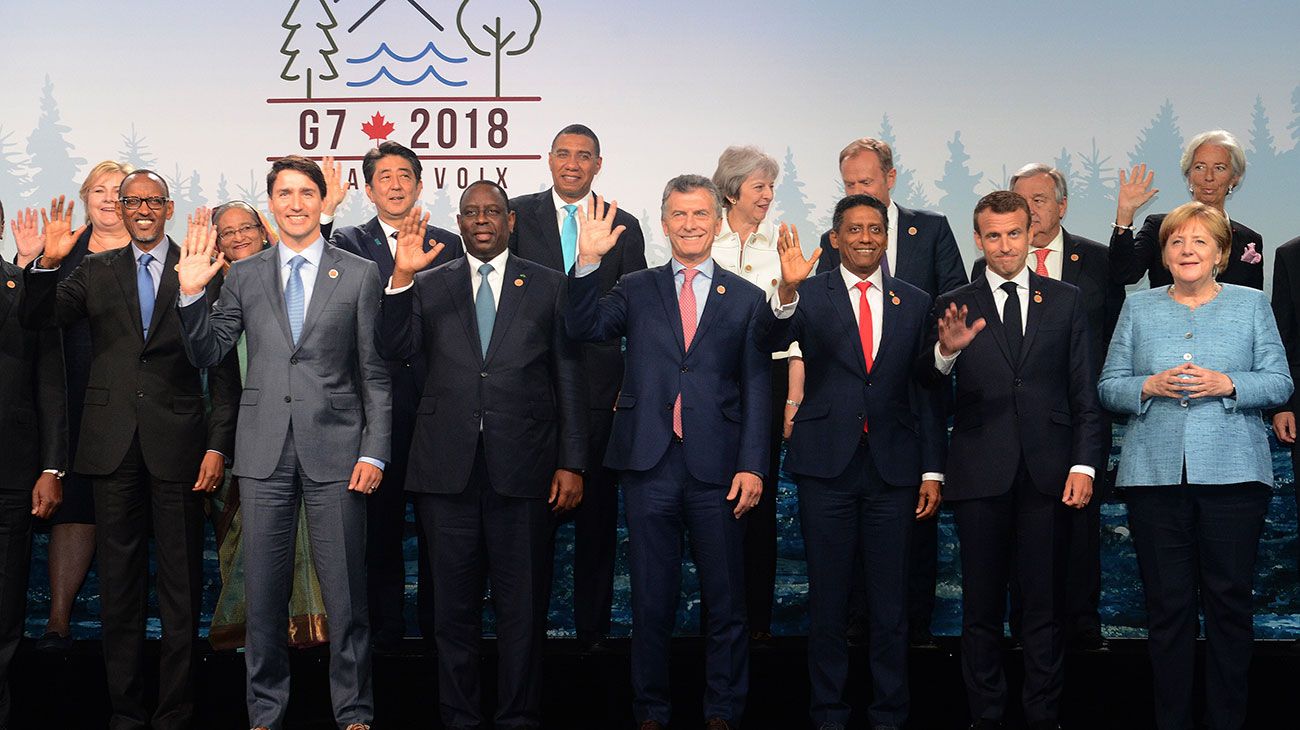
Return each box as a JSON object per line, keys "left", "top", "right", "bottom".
{"left": 673, "top": 268, "right": 699, "bottom": 438}
{"left": 1034, "top": 248, "right": 1051, "bottom": 278}
{"left": 855, "top": 281, "right": 873, "bottom": 433}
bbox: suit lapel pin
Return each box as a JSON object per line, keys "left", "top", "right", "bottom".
{"left": 4, "top": 280, "right": 14, "bottom": 289}
{"left": 1033, "top": 290, "right": 1043, "bottom": 303}
{"left": 1070, "top": 253, "right": 1080, "bottom": 262}
{"left": 770, "top": 278, "right": 778, "bottom": 287}
{"left": 907, "top": 226, "right": 918, "bottom": 236}
{"left": 716, "top": 284, "right": 726, "bottom": 295}
{"left": 514, "top": 277, "right": 525, "bottom": 287}
{"left": 889, "top": 290, "right": 900, "bottom": 305}
{"left": 328, "top": 268, "right": 339, "bottom": 279}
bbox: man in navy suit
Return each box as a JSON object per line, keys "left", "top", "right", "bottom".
{"left": 926, "top": 191, "right": 1103, "bottom": 730}
{"left": 971, "top": 164, "right": 1123, "bottom": 651}
{"left": 325, "top": 141, "right": 463, "bottom": 648}
{"left": 815, "top": 137, "right": 967, "bottom": 644}
{"left": 565, "top": 176, "right": 805, "bottom": 730}
{"left": 377, "top": 180, "right": 587, "bottom": 729}
{"left": 766, "top": 194, "right": 945, "bottom": 730}
{"left": 508, "top": 124, "right": 646, "bottom": 647}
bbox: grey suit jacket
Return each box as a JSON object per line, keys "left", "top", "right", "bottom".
{"left": 178, "top": 243, "right": 392, "bottom": 482}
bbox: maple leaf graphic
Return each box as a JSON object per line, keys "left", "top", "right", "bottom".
{"left": 361, "top": 112, "right": 395, "bottom": 142}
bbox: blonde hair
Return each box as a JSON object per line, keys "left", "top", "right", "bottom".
{"left": 1159, "top": 202, "right": 1232, "bottom": 274}
{"left": 78, "top": 160, "right": 135, "bottom": 222}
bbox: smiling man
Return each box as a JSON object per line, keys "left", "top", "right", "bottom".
{"left": 20, "top": 171, "right": 239, "bottom": 730}
{"left": 176, "top": 156, "right": 390, "bottom": 730}
{"left": 508, "top": 124, "right": 645, "bottom": 648}
{"left": 326, "top": 140, "right": 463, "bottom": 649}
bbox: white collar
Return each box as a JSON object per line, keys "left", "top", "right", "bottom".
{"left": 467, "top": 247, "right": 510, "bottom": 274}
{"left": 279, "top": 236, "right": 325, "bottom": 268}
{"left": 839, "top": 263, "right": 884, "bottom": 293}
{"left": 984, "top": 263, "right": 1030, "bottom": 292}
{"left": 551, "top": 188, "right": 590, "bottom": 214}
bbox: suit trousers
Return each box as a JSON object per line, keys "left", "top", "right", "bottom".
{"left": 0, "top": 491, "right": 32, "bottom": 729}
{"left": 624, "top": 440, "right": 748, "bottom": 726}
{"left": 541, "top": 405, "right": 618, "bottom": 642}
{"left": 418, "top": 438, "right": 549, "bottom": 730}
{"left": 95, "top": 435, "right": 205, "bottom": 730}
{"left": 241, "top": 428, "right": 372, "bottom": 730}
{"left": 797, "top": 438, "right": 914, "bottom": 729}
{"left": 367, "top": 401, "right": 414, "bottom": 649}
{"left": 744, "top": 357, "right": 787, "bottom": 635}
{"left": 1125, "top": 482, "right": 1270, "bottom": 730}
{"left": 951, "top": 462, "right": 1065, "bottom": 725}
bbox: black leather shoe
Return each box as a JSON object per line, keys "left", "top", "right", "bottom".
{"left": 704, "top": 718, "right": 733, "bottom": 730}
{"left": 35, "top": 631, "right": 72, "bottom": 652}
{"left": 969, "top": 720, "right": 1003, "bottom": 730}
{"left": 909, "top": 627, "right": 938, "bottom": 648}
{"left": 1068, "top": 627, "right": 1109, "bottom": 651}
{"left": 1027, "top": 722, "right": 1061, "bottom": 730}
{"left": 637, "top": 721, "right": 666, "bottom": 730}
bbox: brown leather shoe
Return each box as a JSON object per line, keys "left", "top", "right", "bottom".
{"left": 705, "top": 718, "right": 733, "bottom": 730}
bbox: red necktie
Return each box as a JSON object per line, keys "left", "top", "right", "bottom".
{"left": 673, "top": 268, "right": 700, "bottom": 438}
{"left": 1034, "top": 248, "right": 1051, "bottom": 277}
{"left": 855, "top": 280, "right": 873, "bottom": 433}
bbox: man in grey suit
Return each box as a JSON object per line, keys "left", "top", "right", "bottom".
{"left": 176, "top": 156, "right": 391, "bottom": 730}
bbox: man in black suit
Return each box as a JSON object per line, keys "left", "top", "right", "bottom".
{"left": 926, "top": 191, "right": 1103, "bottom": 730}
{"left": 815, "top": 137, "right": 968, "bottom": 644}
{"left": 1270, "top": 235, "right": 1300, "bottom": 652}
{"left": 0, "top": 202, "right": 67, "bottom": 726}
{"left": 508, "top": 124, "right": 646, "bottom": 646}
{"left": 379, "top": 181, "right": 587, "bottom": 729}
{"left": 324, "top": 141, "right": 463, "bottom": 649}
{"left": 20, "top": 174, "right": 239, "bottom": 730}
{"left": 969, "top": 164, "right": 1123, "bottom": 650}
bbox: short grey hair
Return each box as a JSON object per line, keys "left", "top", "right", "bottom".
{"left": 660, "top": 174, "right": 724, "bottom": 220}
{"left": 1180, "top": 130, "right": 1247, "bottom": 180}
{"left": 1009, "top": 163, "right": 1068, "bottom": 203}
{"left": 711, "top": 146, "right": 779, "bottom": 208}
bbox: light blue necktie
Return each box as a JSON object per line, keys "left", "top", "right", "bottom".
{"left": 286, "top": 255, "right": 306, "bottom": 345}
{"left": 137, "top": 252, "right": 155, "bottom": 338}
{"left": 475, "top": 262, "right": 495, "bottom": 358}
{"left": 560, "top": 204, "right": 578, "bottom": 273}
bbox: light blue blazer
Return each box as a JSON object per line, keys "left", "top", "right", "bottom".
{"left": 1099, "top": 284, "right": 1293, "bottom": 487}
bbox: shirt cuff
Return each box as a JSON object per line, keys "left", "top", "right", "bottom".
{"left": 574, "top": 261, "right": 600, "bottom": 278}
{"left": 769, "top": 291, "right": 798, "bottom": 318}
{"left": 358, "top": 456, "right": 386, "bottom": 471}
{"left": 179, "top": 291, "right": 206, "bottom": 307}
{"left": 320, "top": 213, "right": 335, "bottom": 225}
{"left": 31, "top": 256, "right": 60, "bottom": 272}
{"left": 385, "top": 279, "right": 414, "bottom": 295}
{"left": 921, "top": 472, "right": 944, "bottom": 483}
{"left": 1069, "top": 465, "right": 1096, "bottom": 479}
{"left": 934, "top": 341, "right": 960, "bottom": 374}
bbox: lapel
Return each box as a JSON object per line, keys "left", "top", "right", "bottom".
{"left": 364, "top": 217, "right": 397, "bottom": 280}
{"left": 257, "top": 248, "right": 295, "bottom": 348}
{"left": 0, "top": 266, "right": 14, "bottom": 328}
{"left": 894, "top": 205, "right": 917, "bottom": 280}
{"left": 874, "top": 273, "right": 901, "bottom": 369}
{"left": 111, "top": 245, "right": 145, "bottom": 341}
{"left": 971, "top": 276, "right": 1015, "bottom": 369}
{"left": 143, "top": 242, "right": 180, "bottom": 347}
{"left": 296, "top": 246, "right": 343, "bottom": 349}
{"left": 483, "top": 255, "right": 528, "bottom": 365}
{"left": 440, "top": 257, "right": 483, "bottom": 360}
{"left": 690, "top": 265, "right": 730, "bottom": 351}
{"left": 826, "top": 270, "right": 868, "bottom": 375}
{"left": 1060, "top": 229, "right": 1082, "bottom": 285}
{"left": 653, "top": 263, "right": 686, "bottom": 355}
{"left": 532, "top": 191, "right": 566, "bottom": 271}
{"left": 1019, "top": 271, "right": 1048, "bottom": 367}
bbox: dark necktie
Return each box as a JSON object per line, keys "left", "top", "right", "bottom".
{"left": 1000, "top": 280, "right": 1022, "bottom": 363}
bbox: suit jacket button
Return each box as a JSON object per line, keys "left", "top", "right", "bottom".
{"left": 480, "top": 372, "right": 489, "bottom": 378}
{"left": 284, "top": 395, "right": 292, "bottom": 403}
{"left": 1014, "top": 378, "right": 1023, "bottom": 387}
{"left": 290, "top": 357, "right": 299, "bottom": 364}
{"left": 139, "top": 357, "right": 147, "bottom": 363}
{"left": 473, "top": 411, "right": 481, "bottom": 419}
{"left": 404, "top": 362, "right": 413, "bottom": 368}
{"left": 857, "top": 412, "right": 865, "bottom": 420}
{"left": 1184, "top": 332, "right": 1193, "bottom": 339}
{"left": 136, "top": 390, "right": 144, "bottom": 398}
{"left": 680, "top": 366, "right": 689, "bottom": 373}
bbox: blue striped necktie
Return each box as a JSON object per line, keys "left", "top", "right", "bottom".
{"left": 286, "top": 255, "right": 307, "bottom": 345}
{"left": 137, "top": 252, "right": 155, "bottom": 338}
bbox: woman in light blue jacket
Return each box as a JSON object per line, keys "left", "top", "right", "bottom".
{"left": 1099, "top": 201, "right": 1292, "bottom": 730}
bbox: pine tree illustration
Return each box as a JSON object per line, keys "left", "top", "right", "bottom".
{"left": 280, "top": 0, "right": 340, "bottom": 99}
{"left": 0, "top": 125, "right": 32, "bottom": 208}
{"left": 1249, "top": 96, "right": 1277, "bottom": 164}
{"left": 1054, "top": 147, "right": 1076, "bottom": 192}
{"left": 118, "top": 124, "right": 157, "bottom": 170}
{"left": 24, "top": 76, "right": 87, "bottom": 204}
{"left": 236, "top": 169, "right": 267, "bottom": 209}
{"left": 1288, "top": 84, "right": 1300, "bottom": 148}
{"left": 934, "top": 131, "right": 983, "bottom": 226}
{"left": 1129, "top": 100, "right": 1185, "bottom": 212}
{"left": 641, "top": 208, "right": 669, "bottom": 266}
{"left": 1072, "top": 138, "right": 1117, "bottom": 242}
{"left": 774, "top": 147, "right": 816, "bottom": 248}
{"left": 879, "top": 114, "right": 930, "bottom": 208}
{"left": 216, "top": 173, "right": 230, "bottom": 204}
{"left": 186, "top": 171, "right": 208, "bottom": 209}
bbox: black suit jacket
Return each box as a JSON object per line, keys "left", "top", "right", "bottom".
{"left": 0, "top": 260, "right": 67, "bottom": 490}
{"left": 1110, "top": 213, "right": 1264, "bottom": 290}
{"left": 1272, "top": 236, "right": 1300, "bottom": 415}
{"left": 378, "top": 254, "right": 587, "bottom": 497}
{"left": 20, "top": 241, "right": 239, "bottom": 483}
{"left": 508, "top": 189, "right": 647, "bottom": 410}
{"left": 972, "top": 229, "right": 1124, "bottom": 379}
{"left": 922, "top": 273, "right": 1104, "bottom": 499}
{"left": 816, "top": 203, "right": 968, "bottom": 298}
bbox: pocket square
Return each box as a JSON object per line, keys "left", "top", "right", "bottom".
{"left": 1240, "top": 242, "right": 1262, "bottom": 264}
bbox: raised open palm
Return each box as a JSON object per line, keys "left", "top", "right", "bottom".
{"left": 577, "top": 194, "right": 626, "bottom": 265}
{"left": 391, "top": 207, "right": 443, "bottom": 288}
{"left": 177, "top": 210, "right": 225, "bottom": 297}
{"left": 39, "top": 196, "right": 87, "bottom": 267}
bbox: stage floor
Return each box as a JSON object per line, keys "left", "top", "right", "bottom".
{"left": 10, "top": 637, "right": 1300, "bottom": 728}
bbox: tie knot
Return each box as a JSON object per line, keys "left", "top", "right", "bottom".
{"left": 138, "top": 253, "right": 154, "bottom": 267}
{"left": 478, "top": 262, "right": 494, "bottom": 277}
{"left": 855, "top": 280, "right": 872, "bottom": 294}
{"left": 1035, "top": 248, "right": 1050, "bottom": 263}
{"left": 288, "top": 254, "right": 306, "bottom": 272}
{"left": 563, "top": 204, "right": 577, "bottom": 217}
{"left": 390, "top": 230, "right": 398, "bottom": 240}
{"left": 1000, "top": 281, "right": 1018, "bottom": 295}
{"left": 681, "top": 267, "right": 699, "bottom": 283}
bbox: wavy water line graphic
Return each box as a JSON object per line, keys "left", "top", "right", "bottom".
{"left": 347, "top": 41, "right": 466, "bottom": 65}
{"left": 346, "top": 65, "right": 468, "bottom": 88}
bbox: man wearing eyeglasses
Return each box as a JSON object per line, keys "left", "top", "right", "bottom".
{"left": 19, "top": 170, "right": 240, "bottom": 730}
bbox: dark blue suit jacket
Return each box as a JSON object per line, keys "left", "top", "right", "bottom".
{"left": 565, "top": 261, "right": 771, "bottom": 487}
{"left": 816, "top": 204, "right": 968, "bottom": 298}
{"left": 378, "top": 255, "right": 587, "bottom": 497}
{"left": 922, "top": 272, "right": 1104, "bottom": 500}
{"left": 767, "top": 271, "right": 944, "bottom": 485}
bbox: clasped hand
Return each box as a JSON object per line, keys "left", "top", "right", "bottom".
{"left": 1141, "top": 362, "right": 1233, "bottom": 400}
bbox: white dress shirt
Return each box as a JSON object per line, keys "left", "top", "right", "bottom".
{"left": 552, "top": 188, "right": 588, "bottom": 241}
{"left": 468, "top": 248, "right": 509, "bottom": 311}
{"left": 377, "top": 218, "right": 400, "bottom": 261}
{"left": 713, "top": 216, "right": 799, "bottom": 359}
{"left": 884, "top": 201, "right": 900, "bottom": 276}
